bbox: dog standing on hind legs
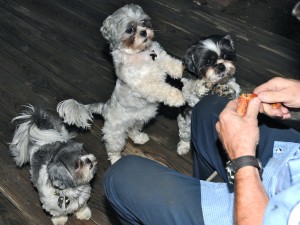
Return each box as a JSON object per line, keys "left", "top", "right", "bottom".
{"left": 57, "top": 4, "right": 185, "bottom": 164}
{"left": 177, "top": 34, "right": 241, "bottom": 155}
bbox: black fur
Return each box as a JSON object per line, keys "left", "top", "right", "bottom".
{"left": 182, "top": 34, "right": 236, "bottom": 79}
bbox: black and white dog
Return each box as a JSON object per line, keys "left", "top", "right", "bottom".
{"left": 9, "top": 105, "right": 97, "bottom": 225}
{"left": 177, "top": 35, "right": 241, "bottom": 155}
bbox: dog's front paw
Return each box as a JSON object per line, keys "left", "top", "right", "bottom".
{"left": 177, "top": 140, "right": 190, "bottom": 155}
{"left": 165, "top": 89, "right": 185, "bottom": 107}
{"left": 214, "top": 84, "right": 236, "bottom": 98}
{"left": 76, "top": 205, "right": 91, "bottom": 220}
{"left": 203, "top": 81, "right": 214, "bottom": 89}
{"left": 52, "top": 216, "right": 68, "bottom": 225}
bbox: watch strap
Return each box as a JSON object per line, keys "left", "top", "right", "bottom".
{"left": 232, "top": 155, "right": 262, "bottom": 173}
{"left": 226, "top": 155, "right": 263, "bottom": 184}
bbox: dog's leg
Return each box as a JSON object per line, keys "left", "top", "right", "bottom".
{"left": 102, "top": 120, "right": 127, "bottom": 164}
{"left": 85, "top": 103, "right": 104, "bottom": 115}
{"left": 75, "top": 204, "right": 92, "bottom": 220}
{"left": 51, "top": 215, "right": 68, "bottom": 225}
{"left": 213, "top": 84, "right": 237, "bottom": 99}
{"left": 160, "top": 53, "right": 184, "bottom": 79}
{"left": 128, "top": 121, "right": 149, "bottom": 144}
{"left": 177, "top": 113, "right": 192, "bottom": 155}
{"left": 131, "top": 81, "right": 185, "bottom": 107}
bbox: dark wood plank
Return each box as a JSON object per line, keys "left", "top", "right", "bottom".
{"left": 0, "top": 191, "right": 32, "bottom": 225}
{"left": 0, "top": 0, "right": 300, "bottom": 224}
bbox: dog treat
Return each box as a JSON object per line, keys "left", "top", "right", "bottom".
{"left": 237, "top": 93, "right": 257, "bottom": 117}
{"left": 237, "top": 93, "right": 282, "bottom": 117}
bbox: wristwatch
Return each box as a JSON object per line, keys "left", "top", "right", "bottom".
{"left": 226, "top": 155, "right": 263, "bottom": 185}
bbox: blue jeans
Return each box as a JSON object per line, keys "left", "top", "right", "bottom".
{"left": 104, "top": 95, "right": 300, "bottom": 225}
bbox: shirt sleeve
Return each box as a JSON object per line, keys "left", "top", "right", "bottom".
{"left": 262, "top": 182, "right": 300, "bottom": 225}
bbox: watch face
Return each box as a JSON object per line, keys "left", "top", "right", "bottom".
{"left": 226, "top": 161, "right": 235, "bottom": 185}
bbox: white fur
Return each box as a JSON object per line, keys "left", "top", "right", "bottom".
{"left": 37, "top": 165, "right": 91, "bottom": 217}
{"left": 9, "top": 106, "right": 96, "bottom": 225}
{"left": 57, "top": 5, "right": 184, "bottom": 164}
{"left": 202, "top": 39, "right": 221, "bottom": 56}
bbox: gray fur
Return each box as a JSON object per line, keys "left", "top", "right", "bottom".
{"left": 58, "top": 4, "right": 185, "bottom": 164}
{"left": 177, "top": 35, "right": 241, "bottom": 155}
{"left": 9, "top": 105, "right": 97, "bottom": 225}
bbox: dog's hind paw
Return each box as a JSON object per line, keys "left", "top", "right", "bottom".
{"left": 52, "top": 216, "right": 68, "bottom": 225}
{"left": 177, "top": 141, "right": 190, "bottom": 155}
{"left": 108, "top": 152, "right": 122, "bottom": 165}
{"left": 75, "top": 205, "right": 91, "bottom": 220}
{"left": 128, "top": 131, "right": 149, "bottom": 144}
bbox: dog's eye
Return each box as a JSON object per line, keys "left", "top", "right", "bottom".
{"left": 222, "top": 52, "right": 235, "bottom": 61}
{"left": 142, "top": 20, "right": 152, "bottom": 28}
{"left": 126, "top": 27, "right": 134, "bottom": 34}
{"left": 75, "top": 161, "right": 80, "bottom": 169}
{"left": 205, "top": 58, "right": 214, "bottom": 66}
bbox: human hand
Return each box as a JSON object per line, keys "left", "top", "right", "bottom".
{"left": 216, "top": 97, "right": 260, "bottom": 160}
{"left": 254, "top": 77, "right": 300, "bottom": 119}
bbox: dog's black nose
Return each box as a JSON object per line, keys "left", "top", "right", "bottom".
{"left": 140, "top": 30, "right": 147, "bottom": 37}
{"left": 216, "top": 63, "right": 225, "bottom": 72}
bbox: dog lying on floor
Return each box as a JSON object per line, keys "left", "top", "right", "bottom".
{"left": 57, "top": 4, "right": 185, "bottom": 164}
{"left": 9, "top": 105, "right": 97, "bottom": 225}
{"left": 177, "top": 34, "right": 241, "bottom": 155}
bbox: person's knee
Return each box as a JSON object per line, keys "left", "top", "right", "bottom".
{"left": 192, "top": 95, "right": 221, "bottom": 117}
{"left": 104, "top": 155, "right": 146, "bottom": 195}
{"left": 105, "top": 155, "right": 141, "bottom": 183}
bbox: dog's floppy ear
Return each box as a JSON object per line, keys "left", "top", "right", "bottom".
{"left": 48, "top": 162, "right": 75, "bottom": 189}
{"left": 182, "top": 45, "right": 198, "bottom": 75}
{"left": 100, "top": 15, "right": 116, "bottom": 43}
{"left": 182, "top": 44, "right": 205, "bottom": 77}
{"left": 223, "top": 34, "right": 234, "bottom": 49}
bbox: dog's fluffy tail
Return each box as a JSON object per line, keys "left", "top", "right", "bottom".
{"left": 9, "top": 105, "right": 75, "bottom": 167}
{"left": 57, "top": 99, "right": 104, "bottom": 129}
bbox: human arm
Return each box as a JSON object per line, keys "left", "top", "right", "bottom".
{"left": 254, "top": 77, "right": 300, "bottom": 119}
{"left": 216, "top": 98, "right": 269, "bottom": 225}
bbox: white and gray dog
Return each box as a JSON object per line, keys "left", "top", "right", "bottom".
{"left": 177, "top": 34, "right": 241, "bottom": 155}
{"left": 9, "top": 105, "right": 97, "bottom": 225}
{"left": 57, "top": 4, "right": 184, "bottom": 164}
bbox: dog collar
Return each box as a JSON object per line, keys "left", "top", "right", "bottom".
{"left": 54, "top": 190, "right": 71, "bottom": 209}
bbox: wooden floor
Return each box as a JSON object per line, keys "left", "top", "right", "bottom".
{"left": 0, "top": 0, "right": 299, "bottom": 224}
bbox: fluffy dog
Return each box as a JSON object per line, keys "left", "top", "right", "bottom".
{"left": 177, "top": 34, "right": 241, "bottom": 155}
{"left": 57, "top": 4, "right": 185, "bottom": 164}
{"left": 9, "top": 105, "right": 97, "bottom": 225}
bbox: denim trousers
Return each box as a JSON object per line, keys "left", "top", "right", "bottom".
{"left": 104, "top": 95, "right": 300, "bottom": 225}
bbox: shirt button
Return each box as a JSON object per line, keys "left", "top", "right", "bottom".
{"left": 275, "top": 147, "right": 282, "bottom": 153}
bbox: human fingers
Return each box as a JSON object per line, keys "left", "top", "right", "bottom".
{"left": 224, "top": 99, "right": 239, "bottom": 112}
{"left": 254, "top": 77, "right": 288, "bottom": 94}
{"left": 256, "top": 91, "right": 289, "bottom": 105}
{"left": 245, "top": 97, "right": 261, "bottom": 118}
{"left": 260, "top": 102, "right": 290, "bottom": 118}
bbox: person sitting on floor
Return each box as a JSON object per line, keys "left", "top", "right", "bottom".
{"left": 103, "top": 76, "right": 300, "bottom": 225}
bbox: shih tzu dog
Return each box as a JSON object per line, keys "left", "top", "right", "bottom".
{"left": 9, "top": 105, "right": 97, "bottom": 225}
{"left": 177, "top": 34, "right": 241, "bottom": 155}
{"left": 57, "top": 4, "right": 185, "bottom": 164}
